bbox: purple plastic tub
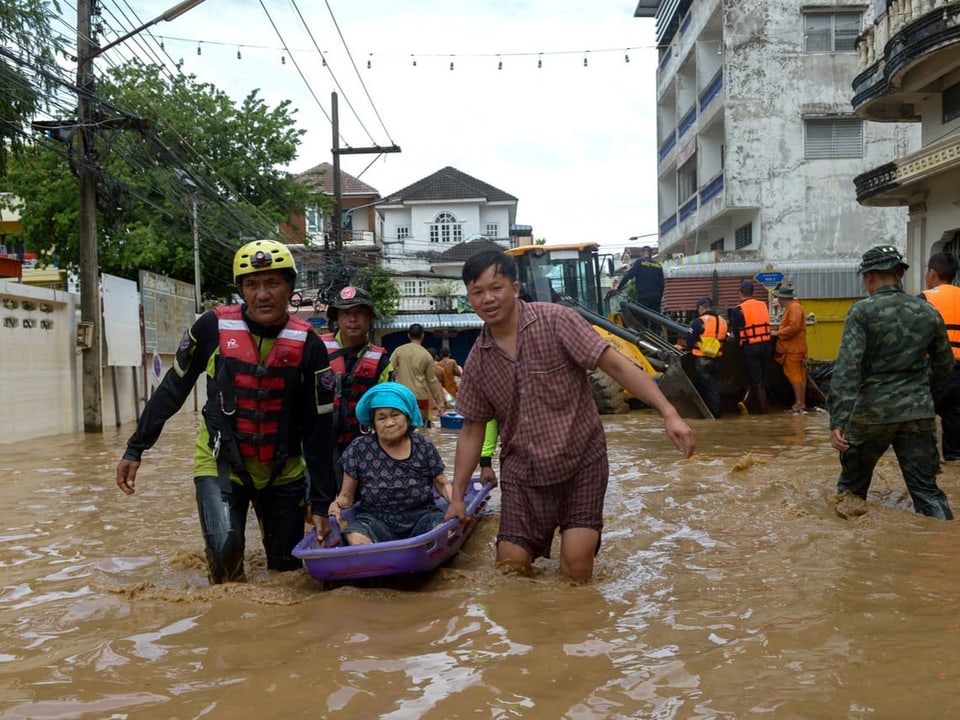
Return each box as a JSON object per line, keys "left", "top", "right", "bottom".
{"left": 294, "top": 479, "right": 494, "bottom": 581}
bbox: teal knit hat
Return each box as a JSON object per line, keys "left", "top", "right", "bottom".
{"left": 355, "top": 382, "right": 424, "bottom": 429}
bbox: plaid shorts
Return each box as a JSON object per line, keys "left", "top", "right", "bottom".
{"left": 497, "top": 455, "right": 608, "bottom": 559}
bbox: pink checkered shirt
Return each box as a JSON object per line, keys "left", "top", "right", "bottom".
{"left": 456, "top": 301, "right": 610, "bottom": 486}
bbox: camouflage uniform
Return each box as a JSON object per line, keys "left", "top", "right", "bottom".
{"left": 828, "top": 251, "right": 955, "bottom": 519}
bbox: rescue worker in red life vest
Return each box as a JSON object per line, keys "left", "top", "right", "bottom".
{"left": 682, "top": 296, "right": 729, "bottom": 418}
{"left": 920, "top": 251, "right": 960, "bottom": 461}
{"left": 320, "top": 286, "right": 391, "bottom": 481}
{"left": 729, "top": 280, "right": 773, "bottom": 415}
{"left": 115, "top": 240, "right": 338, "bottom": 584}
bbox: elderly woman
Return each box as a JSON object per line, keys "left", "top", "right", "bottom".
{"left": 329, "top": 382, "right": 452, "bottom": 545}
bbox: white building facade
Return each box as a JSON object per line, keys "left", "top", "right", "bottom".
{"left": 636, "top": 0, "right": 916, "bottom": 266}
{"left": 376, "top": 167, "right": 517, "bottom": 311}
{"left": 852, "top": 0, "right": 960, "bottom": 292}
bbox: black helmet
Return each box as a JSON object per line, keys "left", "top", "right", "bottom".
{"left": 327, "top": 285, "right": 376, "bottom": 322}
{"left": 857, "top": 245, "right": 908, "bottom": 275}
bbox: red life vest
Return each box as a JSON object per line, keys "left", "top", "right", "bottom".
{"left": 737, "top": 297, "right": 772, "bottom": 345}
{"left": 321, "top": 333, "right": 387, "bottom": 447}
{"left": 692, "top": 313, "right": 729, "bottom": 357}
{"left": 923, "top": 284, "right": 960, "bottom": 360}
{"left": 214, "top": 305, "right": 311, "bottom": 466}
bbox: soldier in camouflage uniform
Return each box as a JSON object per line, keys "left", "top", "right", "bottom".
{"left": 828, "top": 245, "right": 954, "bottom": 519}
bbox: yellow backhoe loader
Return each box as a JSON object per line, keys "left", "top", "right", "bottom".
{"left": 506, "top": 243, "right": 711, "bottom": 419}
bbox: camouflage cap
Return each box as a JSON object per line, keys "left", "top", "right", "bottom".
{"left": 327, "top": 285, "right": 376, "bottom": 321}
{"left": 857, "top": 245, "right": 908, "bottom": 274}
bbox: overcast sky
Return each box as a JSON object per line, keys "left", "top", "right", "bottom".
{"left": 99, "top": 0, "right": 660, "bottom": 252}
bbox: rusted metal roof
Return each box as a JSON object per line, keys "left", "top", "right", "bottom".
{"left": 662, "top": 259, "right": 864, "bottom": 311}
{"left": 662, "top": 275, "right": 759, "bottom": 312}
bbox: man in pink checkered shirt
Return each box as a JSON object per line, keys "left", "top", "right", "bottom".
{"left": 447, "top": 250, "right": 695, "bottom": 581}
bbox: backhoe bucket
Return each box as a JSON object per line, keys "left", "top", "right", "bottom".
{"left": 656, "top": 363, "right": 713, "bottom": 419}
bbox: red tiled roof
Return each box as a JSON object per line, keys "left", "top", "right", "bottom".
{"left": 295, "top": 162, "right": 379, "bottom": 195}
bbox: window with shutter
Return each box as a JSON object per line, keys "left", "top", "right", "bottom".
{"left": 804, "top": 118, "right": 863, "bottom": 159}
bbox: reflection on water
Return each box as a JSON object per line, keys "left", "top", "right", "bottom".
{"left": 2, "top": 408, "right": 960, "bottom": 718}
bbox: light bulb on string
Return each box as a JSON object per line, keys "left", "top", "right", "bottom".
{"left": 367, "top": 54, "right": 372, "bottom": 69}
{"left": 281, "top": 54, "right": 286, "bottom": 65}
{"left": 450, "top": 59, "right": 454, "bottom": 71}
{"left": 625, "top": 52, "right": 630, "bottom": 63}
{"left": 197, "top": 42, "right": 201, "bottom": 56}
{"left": 411, "top": 54, "right": 416, "bottom": 67}
{"left": 537, "top": 53, "right": 542, "bottom": 69}
{"left": 321, "top": 53, "right": 326, "bottom": 67}
{"left": 237, "top": 48, "right": 241, "bottom": 60}
{"left": 583, "top": 52, "right": 588, "bottom": 67}
{"left": 498, "top": 55, "right": 502, "bottom": 70}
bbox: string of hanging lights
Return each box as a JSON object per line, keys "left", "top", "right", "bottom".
{"left": 154, "top": 35, "right": 649, "bottom": 69}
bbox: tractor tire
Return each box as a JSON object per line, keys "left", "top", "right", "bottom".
{"left": 589, "top": 369, "right": 630, "bottom": 415}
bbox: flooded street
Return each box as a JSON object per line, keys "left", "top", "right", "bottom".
{"left": 2, "top": 408, "right": 960, "bottom": 719}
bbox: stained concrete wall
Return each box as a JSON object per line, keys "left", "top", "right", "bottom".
{"left": 0, "top": 280, "right": 198, "bottom": 445}
{"left": 722, "top": 0, "right": 916, "bottom": 259}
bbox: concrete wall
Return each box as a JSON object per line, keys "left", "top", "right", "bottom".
{"left": 0, "top": 281, "right": 83, "bottom": 442}
{"left": 723, "top": 0, "right": 915, "bottom": 260}
{"left": 0, "top": 280, "right": 187, "bottom": 445}
{"left": 657, "top": 0, "right": 915, "bottom": 258}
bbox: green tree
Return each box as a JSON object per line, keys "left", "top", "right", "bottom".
{"left": 357, "top": 265, "right": 401, "bottom": 321}
{"left": 0, "top": 0, "right": 64, "bottom": 174}
{"left": 2, "top": 59, "right": 326, "bottom": 301}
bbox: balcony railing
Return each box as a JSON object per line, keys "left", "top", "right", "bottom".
{"left": 678, "top": 105, "right": 697, "bottom": 138}
{"left": 700, "top": 172, "right": 724, "bottom": 203}
{"left": 854, "top": 133, "right": 960, "bottom": 203}
{"left": 660, "top": 213, "right": 678, "bottom": 236}
{"left": 679, "top": 196, "right": 698, "bottom": 221}
{"left": 698, "top": 69, "right": 723, "bottom": 113}
{"left": 659, "top": 132, "right": 678, "bottom": 162}
{"left": 853, "top": 0, "right": 960, "bottom": 113}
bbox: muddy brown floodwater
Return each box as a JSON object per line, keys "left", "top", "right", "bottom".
{"left": 2, "top": 408, "right": 960, "bottom": 719}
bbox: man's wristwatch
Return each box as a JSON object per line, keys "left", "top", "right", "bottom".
{"left": 479, "top": 457, "right": 492, "bottom": 468}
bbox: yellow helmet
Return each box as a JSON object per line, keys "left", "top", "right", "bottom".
{"left": 233, "top": 240, "right": 296, "bottom": 284}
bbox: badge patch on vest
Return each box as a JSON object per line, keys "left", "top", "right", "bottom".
{"left": 179, "top": 330, "right": 191, "bottom": 351}
{"left": 319, "top": 367, "right": 335, "bottom": 391}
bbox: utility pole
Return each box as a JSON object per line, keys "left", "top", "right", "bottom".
{"left": 175, "top": 169, "right": 201, "bottom": 313}
{"left": 74, "top": 0, "right": 208, "bottom": 433}
{"left": 330, "top": 91, "right": 401, "bottom": 251}
{"left": 77, "top": 0, "right": 102, "bottom": 432}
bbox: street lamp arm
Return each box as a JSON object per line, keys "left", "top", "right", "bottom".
{"left": 92, "top": 0, "right": 207, "bottom": 57}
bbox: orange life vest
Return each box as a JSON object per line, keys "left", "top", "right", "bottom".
{"left": 923, "top": 284, "right": 960, "bottom": 360}
{"left": 737, "top": 297, "right": 772, "bottom": 345}
{"left": 693, "top": 313, "right": 729, "bottom": 357}
{"left": 320, "top": 333, "right": 387, "bottom": 446}
{"left": 214, "top": 305, "right": 310, "bottom": 466}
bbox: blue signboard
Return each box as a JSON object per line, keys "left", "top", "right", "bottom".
{"left": 755, "top": 271, "right": 784, "bottom": 287}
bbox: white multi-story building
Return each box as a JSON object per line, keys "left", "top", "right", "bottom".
{"left": 377, "top": 166, "right": 517, "bottom": 273}
{"left": 852, "top": 0, "right": 960, "bottom": 292}
{"left": 635, "top": 0, "right": 916, "bottom": 283}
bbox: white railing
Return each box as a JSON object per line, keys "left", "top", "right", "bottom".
{"left": 858, "top": 0, "right": 959, "bottom": 70}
